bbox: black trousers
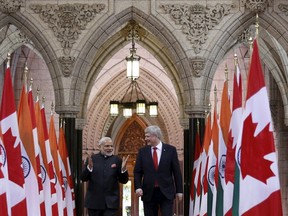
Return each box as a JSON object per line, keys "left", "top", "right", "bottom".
{"left": 143, "top": 187, "right": 174, "bottom": 216}
{"left": 87, "top": 208, "right": 118, "bottom": 216}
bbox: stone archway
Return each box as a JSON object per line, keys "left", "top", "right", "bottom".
{"left": 113, "top": 115, "right": 147, "bottom": 216}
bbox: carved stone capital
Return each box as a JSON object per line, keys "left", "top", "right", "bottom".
{"left": 58, "top": 56, "right": 75, "bottom": 77}
{"left": 30, "top": 3, "right": 105, "bottom": 55}
{"left": 0, "top": 0, "right": 23, "bottom": 13}
{"left": 241, "top": 0, "right": 269, "bottom": 13}
{"left": 160, "top": 3, "right": 234, "bottom": 54}
{"left": 56, "top": 105, "right": 80, "bottom": 118}
{"left": 190, "top": 57, "right": 205, "bottom": 77}
{"left": 184, "top": 105, "right": 211, "bottom": 118}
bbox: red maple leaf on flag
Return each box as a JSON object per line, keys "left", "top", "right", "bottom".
{"left": 190, "top": 168, "right": 196, "bottom": 199}
{"left": 3, "top": 128, "right": 24, "bottom": 186}
{"left": 241, "top": 114, "right": 275, "bottom": 184}
{"left": 202, "top": 157, "right": 209, "bottom": 194}
{"left": 196, "top": 164, "right": 202, "bottom": 196}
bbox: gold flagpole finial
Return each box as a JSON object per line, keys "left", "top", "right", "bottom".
{"left": 29, "top": 77, "right": 33, "bottom": 89}
{"left": 24, "top": 63, "right": 28, "bottom": 90}
{"left": 7, "top": 53, "right": 11, "bottom": 68}
{"left": 248, "top": 36, "right": 253, "bottom": 54}
{"left": 51, "top": 101, "right": 54, "bottom": 115}
{"left": 36, "top": 87, "right": 40, "bottom": 101}
{"left": 234, "top": 54, "right": 238, "bottom": 67}
{"left": 42, "top": 96, "right": 45, "bottom": 107}
{"left": 214, "top": 85, "right": 217, "bottom": 112}
{"left": 224, "top": 63, "right": 228, "bottom": 82}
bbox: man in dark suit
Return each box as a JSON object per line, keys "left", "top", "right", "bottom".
{"left": 134, "top": 125, "right": 183, "bottom": 216}
{"left": 81, "top": 137, "right": 129, "bottom": 216}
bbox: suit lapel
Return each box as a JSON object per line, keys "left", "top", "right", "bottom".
{"left": 158, "top": 143, "right": 167, "bottom": 169}
{"left": 146, "top": 146, "right": 155, "bottom": 168}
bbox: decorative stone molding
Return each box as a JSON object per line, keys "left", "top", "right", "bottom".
{"left": 58, "top": 56, "right": 75, "bottom": 77}
{"left": 237, "top": 26, "right": 255, "bottom": 45}
{"left": 30, "top": 3, "right": 105, "bottom": 55}
{"left": 0, "top": 0, "right": 23, "bottom": 13}
{"left": 190, "top": 57, "right": 205, "bottom": 77}
{"left": 184, "top": 105, "right": 211, "bottom": 118}
{"left": 160, "top": 3, "right": 234, "bottom": 54}
{"left": 241, "top": 0, "right": 269, "bottom": 12}
{"left": 16, "top": 31, "right": 33, "bottom": 44}
{"left": 279, "top": 4, "right": 288, "bottom": 16}
{"left": 120, "top": 20, "right": 146, "bottom": 42}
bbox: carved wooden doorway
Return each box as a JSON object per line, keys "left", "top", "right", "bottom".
{"left": 115, "top": 114, "right": 147, "bottom": 216}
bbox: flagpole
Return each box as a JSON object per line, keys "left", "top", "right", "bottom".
{"left": 214, "top": 85, "right": 217, "bottom": 116}
{"left": 6, "top": 53, "right": 10, "bottom": 68}
{"left": 255, "top": 13, "right": 259, "bottom": 41}
{"left": 23, "top": 64, "right": 28, "bottom": 92}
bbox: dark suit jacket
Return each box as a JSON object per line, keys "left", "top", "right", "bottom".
{"left": 133, "top": 143, "right": 183, "bottom": 201}
{"left": 81, "top": 153, "right": 129, "bottom": 210}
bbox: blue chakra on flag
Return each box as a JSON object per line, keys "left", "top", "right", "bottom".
{"left": 22, "top": 156, "right": 31, "bottom": 178}
{"left": 41, "top": 165, "right": 47, "bottom": 183}
{"left": 219, "top": 155, "right": 226, "bottom": 178}
{"left": 0, "top": 144, "right": 7, "bottom": 166}
{"left": 208, "top": 165, "right": 216, "bottom": 186}
{"left": 63, "top": 176, "right": 68, "bottom": 191}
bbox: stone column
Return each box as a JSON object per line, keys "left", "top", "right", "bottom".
{"left": 61, "top": 114, "right": 86, "bottom": 216}
{"left": 183, "top": 105, "right": 208, "bottom": 216}
{"left": 179, "top": 118, "right": 190, "bottom": 216}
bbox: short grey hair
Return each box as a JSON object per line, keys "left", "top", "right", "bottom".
{"left": 145, "top": 125, "right": 162, "bottom": 139}
{"left": 99, "top": 137, "right": 112, "bottom": 145}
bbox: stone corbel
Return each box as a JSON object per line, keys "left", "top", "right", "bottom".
{"left": 190, "top": 57, "right": 205, "bottom": 77}
{"left": 58, "top": 56, "right": 75, "bottom": 77}
{"left": 278, "top": 4, "right": 288, "bottom": 16}
{"left": 0, "top": 0, "right": 23, "bottom": 13}
{"left": 241, "top": 0, "right": 269, "bottom": 13}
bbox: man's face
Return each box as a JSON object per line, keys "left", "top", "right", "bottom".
{"left": 145, "top": 133, "right": 158, "bottom": 146}
{"left": 100, "top": 140, "right": 114, "bottom": 156}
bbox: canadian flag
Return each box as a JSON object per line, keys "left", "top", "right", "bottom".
{"left": 224, "top": 60, "right": 242, "bottom": 216}
{"left": 40, "top": 103, "right": 59, "bottom": 215}
{"left": 189, "top": 128, "right": 202, "bottom": 216}
{"left": 237, "top": 40, "right": 282, "bottom": 215}
{"left": 0, "top": 67, "right": 27, "bottom": 215}
{"left": 0, "top": 127, "right": 8, "bottom": 215}
{"left": 35, "top": 98, "right": 54, "bottom": 216}
{"left": 28, "top": 86, "right": 46, "bottom": 215}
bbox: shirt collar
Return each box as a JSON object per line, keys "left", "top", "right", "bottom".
{"left": 152, "top": 142, "right": 162, "bottom": 151}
